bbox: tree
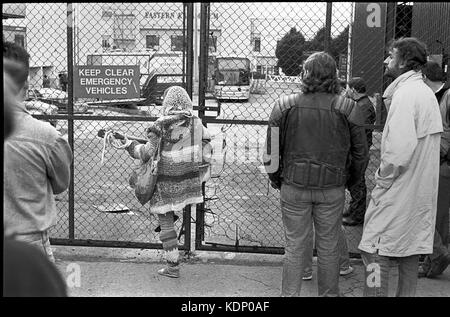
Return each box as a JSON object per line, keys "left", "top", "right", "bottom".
{"left": 275, "top": 27, "right": 306, "bottom": 76}
{"left": 307, "top": 27, "right": 327, "bottom": 52}
{"left": 274, "top": 26, "right": 350, "bottom": 75}
{"left": 330, "top": 26, "right": 349, "bottom": 61}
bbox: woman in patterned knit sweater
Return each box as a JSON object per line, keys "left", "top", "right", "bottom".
{"left": 121, "top": 86, "right": 212, "bottom": 278}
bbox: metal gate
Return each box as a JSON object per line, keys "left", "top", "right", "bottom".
{"left": 193, "top": 2, "right": 364, "bottom": 255}
{"left": 4, "top": 2, "right": 449, "bottom": 254}
{"left": 3, "top": 3, "right": 195, "bottom": 250}
{"left": 193, "top": 2, "right": 450, "bottom": 255}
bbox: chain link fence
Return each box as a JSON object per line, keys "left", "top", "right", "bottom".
{"left": 196, "top": 2, "right": 368, "bottom": 254}
{"left": 3, "top": 2, "right": 449, "bottom": 254}
{"left": 196, "top": 2, "right": 449, "bottom": 254}
{"left": 3, "top": 2, "right": 191, "bottom": 249}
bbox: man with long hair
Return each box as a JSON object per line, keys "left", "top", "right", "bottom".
{"left": 264, "top": 52, "right": 367, "bottom": 297}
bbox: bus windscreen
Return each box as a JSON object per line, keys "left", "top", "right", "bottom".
{"left": 217, "top": 58, "right": 249, "bottom": 70}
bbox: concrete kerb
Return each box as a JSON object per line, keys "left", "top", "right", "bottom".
{"left": 53, "top": 245, "right": 367, "bottom": 269}
{"left": 53, "top": 245, "right": 289, "bottom": 267}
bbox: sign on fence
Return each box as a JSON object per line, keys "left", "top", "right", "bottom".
{"left": 267, "top": 74, "right": 302, "bottom": 83}
{"left": 74, "top": 65, "right": 140, "bottom": 99}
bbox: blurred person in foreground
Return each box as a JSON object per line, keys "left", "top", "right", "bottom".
{"left": 342, "top": 77, "right": 376, "bottom": 226}
{"left": 264, "top": 52, "right": 368, "bottom": 297}
{"left": 3, "top": 59, "right": 67, "bottom": 297}
{"left": 359, "top": 38, "right": 443, "bottom": 297}
{"left": 3, "top": 41, "right": 73, "bottom": 263}
{"left": 417, "top": 60, "right": 450, "bottom": 278}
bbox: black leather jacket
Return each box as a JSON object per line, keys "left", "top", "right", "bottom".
{"left": 264, "top": 92, "right": 368, "bottom": 190}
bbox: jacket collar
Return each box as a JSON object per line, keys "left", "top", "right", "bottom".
{"left": 382, "top": 70, "right": 422, "bottom": 111}
{"left": 354, "top": 94, "right": 368, "bottom": 102}
{"left": 13, "top": 100, "right": 30, "bottom": 115}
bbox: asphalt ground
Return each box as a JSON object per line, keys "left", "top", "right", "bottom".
{"left": 53, "top": 245, "right": 450, "bottom": 297}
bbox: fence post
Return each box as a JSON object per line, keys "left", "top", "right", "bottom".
{"left": 185, "top": 3, "right": 194, "bottom": 99}
{"left": 198, "top": 2, "right": 210, "bottom": 121}
{"left": 195, "top": 2, "right": 210, "bottom": 250}
{"left": 182, "top": 205, "right": 191, "bottom": 253}
{"left": 67, "top": 3, "right": 75, "bottom": 240}
{"left": 324, "top": 2, "right": 332, "bottom": 53}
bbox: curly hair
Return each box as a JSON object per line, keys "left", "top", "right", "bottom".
{"left": 300, "top": 52, "right": 341, "bottom": 94}
{"left": 422, "top": 60, "right": 445, "bottom": 82}
{"left": 348, "top": 77, "right": 367, "bottom": 93}
{"left": 389, "top": 37, "right": 428, "bottom": 72}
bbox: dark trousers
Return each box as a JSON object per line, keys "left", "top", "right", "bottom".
{"left": 435, "top": 174, "right": 450, "bottom": 248}
{"left": 347, "top": 175, "right": 368, "bottom": 222}
{"left": 422, "top": 174, "right": 450, "bottom": 276}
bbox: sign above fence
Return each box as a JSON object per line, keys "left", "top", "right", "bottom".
{"left": 74, "top": 66, "right": 140, "bottom": 99}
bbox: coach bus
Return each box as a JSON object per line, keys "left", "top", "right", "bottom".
{"left": 214, "top": 56, "right": 252, "bottom": 101}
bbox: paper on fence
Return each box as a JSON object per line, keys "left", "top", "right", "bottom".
{"left": 208, "top": 131, "right": 228, "bottom": 178}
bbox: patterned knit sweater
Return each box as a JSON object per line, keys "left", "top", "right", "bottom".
{"left": 127, "top": 113, "right": 211, "bottom": 214}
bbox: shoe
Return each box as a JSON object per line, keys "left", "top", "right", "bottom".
{"left": 155, "top": 214, "right": 179, "bottom": 232}
{"left": 340, "top": 266, "right": 354, "bottom": 276}
{"left": 158, "top": 265, "right": 180, "bottom": 278}
{"left": 427, "top": 253, "right": 450, "bottom": 278}
{"left": 302, "top": 272, "right": 313, "bottom": 281}
{"left": 342, "top": 217, "right": 363, "bottom": 227}
{"left": 418, "top": 263, "right": 428, "bottom": 278}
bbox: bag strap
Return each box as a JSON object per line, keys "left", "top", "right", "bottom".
{"left": 154, "top": 126, "right": 163, "bottom": 162}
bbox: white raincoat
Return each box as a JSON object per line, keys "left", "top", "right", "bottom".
{"left": 359, "top": 70, "right": 443, "bottom": 257}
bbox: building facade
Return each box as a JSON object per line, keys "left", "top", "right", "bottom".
{"left": 3, "top": 2, "right": 352, "bottom": 88}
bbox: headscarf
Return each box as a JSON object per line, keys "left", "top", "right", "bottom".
{"left": 147, "top": 86, "right": 193, "bottom": 142}
{"left": 162, "top": 86, "right": 193, "bottom": 117}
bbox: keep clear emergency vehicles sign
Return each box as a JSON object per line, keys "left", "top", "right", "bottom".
{"left": 74, "top": 66, "right": 140, "bottom": 99}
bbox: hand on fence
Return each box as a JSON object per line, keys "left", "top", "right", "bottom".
{"left": 119, "top": 135, "right": 133, "bottom": 148}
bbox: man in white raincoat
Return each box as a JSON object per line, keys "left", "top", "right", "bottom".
{"left": 359, "top": 38, "right": 443, "bottom": 297}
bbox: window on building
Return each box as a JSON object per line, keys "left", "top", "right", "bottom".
{"left": 253, "top": 37, "right": 261, "bottom": 52}
{"left": 102, "top": 5, "right": 113, "bottom": 18}
{"left": 171, "top": 35, "right": 184, "bottom": 51}
{"left": 102, "top": 35, "right": 111, "bottom": 49}
{"left": 102, "top": 9, "right": 113, "bottom": 18}
{"left": 113, "top": 14, "right": 136, "bottom": 43}
{"left": 14, "top": 34, "right": 25, "bottom": 48}
{"left": 208, "top": 34, "right": 217, "bottom": 53}
{"left": 146, "top": 35, "right": 160, "bottom": 50}
{"left": 87, "top": 55, "right": 102, "bottom": 66}
{"left": 256, "top": 65, "right": 262, "bottom": 74}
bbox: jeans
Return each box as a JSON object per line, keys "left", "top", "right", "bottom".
{"left": 280, "top": 183, "right": 344, "bottom": 297}
{"left": 13, "top": 231, "right": 55, "bottom": 263}
{"left": 361, "top": 251, "right": 419, "bottom": 297}
{"left": 303, "top": 224, "right": 350, "bottom": 275}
